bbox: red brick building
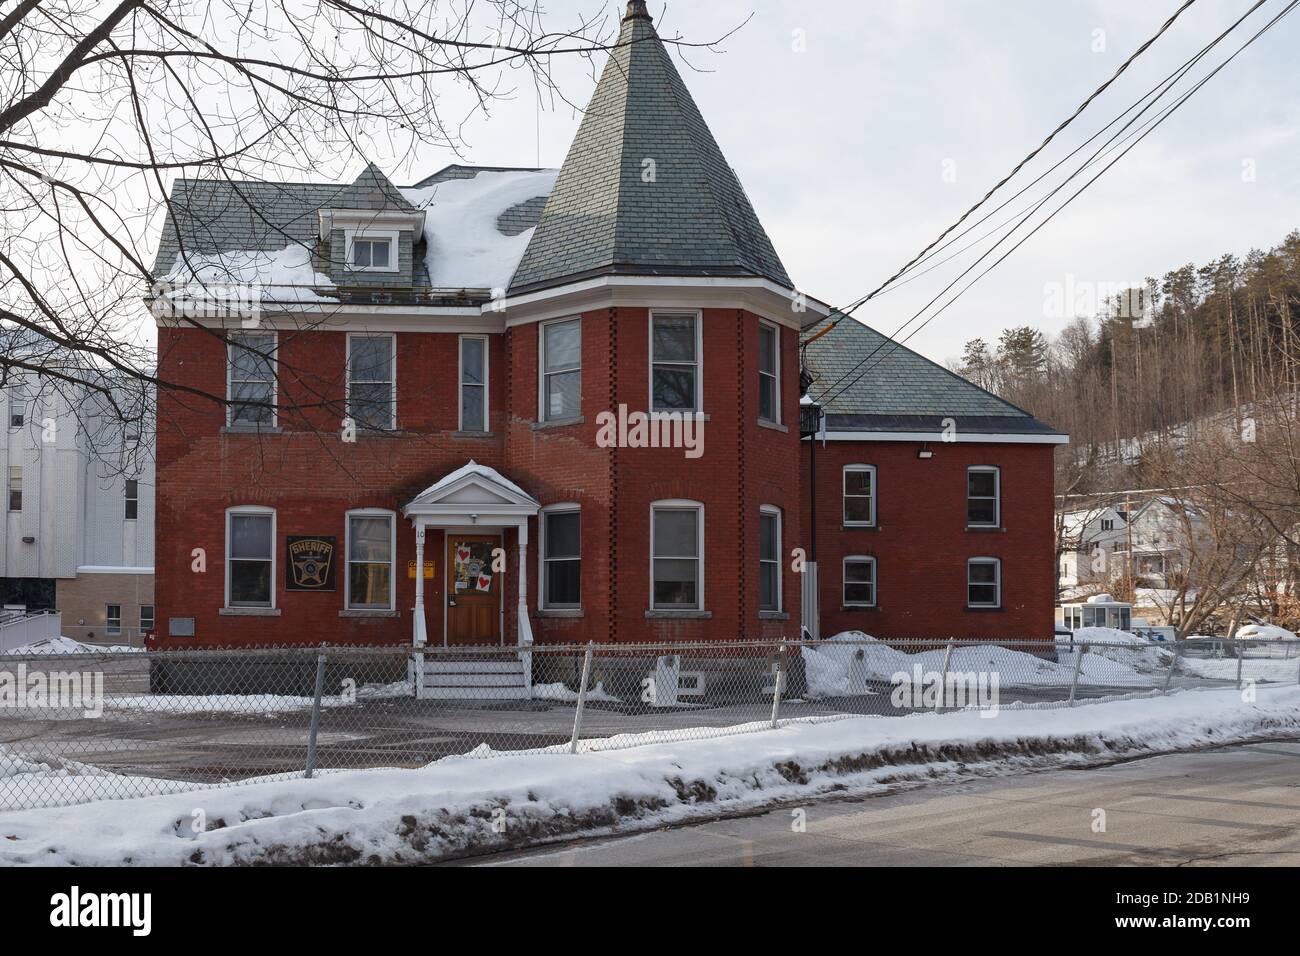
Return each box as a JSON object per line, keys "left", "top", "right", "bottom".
{"left": 150, "top": 2, "right": 1065, "bottom": 660}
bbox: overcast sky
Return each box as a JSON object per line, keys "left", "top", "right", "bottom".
{"left": 391, "top": 0, "right": 1300, "bottom": 364}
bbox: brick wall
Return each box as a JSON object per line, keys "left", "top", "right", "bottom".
{"left": 803, "top": 439, "right": 1056, "bottom": 640}
{"left": 154, "top": 307, "right": 804, "bottom": 647}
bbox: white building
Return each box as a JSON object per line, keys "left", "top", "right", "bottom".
{"left": 1, "top": 328, "right": 154, "bottom": 642}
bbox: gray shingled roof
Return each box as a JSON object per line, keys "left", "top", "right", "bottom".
{"left": 509, "top": 9, "right": 792, "bottom": 294}
{"left": 804, "top": 315, "right": 1063, "bottom": 436}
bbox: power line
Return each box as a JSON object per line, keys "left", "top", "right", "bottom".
{"left": 818, "top": 0, "right": 1201, "bottom": 332}
{"left": 815, "top": 0, "right": 1291, "bottom": 410}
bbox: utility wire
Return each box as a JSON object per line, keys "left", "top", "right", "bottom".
{"left": 815, "top": 0, "right": 1289, "bottom": 410}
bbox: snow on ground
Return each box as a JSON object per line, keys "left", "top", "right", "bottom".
{"left": 3, "top": 685, "right": 1298, "bottom": 866}
{"left": 802, "top": 631, "right": 1154, "bottom": 697}
{"left": 1235, "top": 624, "right": 1299, "bottom": 642}
{"left": 532, "top": 681, "right": 620, "bottom": 703}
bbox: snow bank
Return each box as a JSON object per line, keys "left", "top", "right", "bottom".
{"left": 1235, "top": 624, "right": 1299, "bottom": 642}
{"left": 4, "top": 685, "right": 1297, "bottom": 866}
{"left": 532, "top": 681, "right": 620, "bottom": 703}
{"left": 402, "top": 169, "right": 558, "bottom": 291}
{"left": 802, "top": 631, "right": 1153, "bottom": 695}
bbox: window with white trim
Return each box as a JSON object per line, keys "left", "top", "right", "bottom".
{"left": 227, "top": 332, "right": 276, "bottom": 426}
{"left": 105, "top": 604, "right": 121, "bottom": 636}
{"left": 124, "top": 479, "right": 138, "bottom": 520}
{"left": 843, "top": 556, "right": 876, "bottom": 607}
{"left": 967, "top": 466, "right": 1000, "bottom": 527}
{"left": 346, "top": 510, "right": 395, "bottom": 610}
{"left": 346, "top": 230, "right": 397, "bottom": 272}
{"left": 459, "top": 335, "right": 488, "bottom": 432}
{"left": 651, "top": 312, "right": 700, "bottom": 412}
{"left": 758, "top": 322, "right": 779, "bottom": 423}
{"left": 967, "top": 557, "right": 1001, "bottom": 608}
{"left": 541, "top": 507, "right": 581, "bottom": 609}
{"left": 8, "top": 387, "right": 26, "bottom": 428}
{"left": 651, "top": 501, "right": 703, "bottom": 609}
{"left": 540, "top": 318, "right": 581, "bottom": 422}
{"left": 7, "top": 466, "right": 20, "bottom": 512}
{"left": 140, "top": 605, "right": 155, "bottom": 632}
{"left": 843, "top": 464, "right": 876, "bottom": 526}
{"left": 347, "top": 334, "right": 395, "bottom": 430}
{"left": 226, "top": 507, "right": 275, "bottom": 608}
{"left": 759, "top": 506, "right": 781, "bottom": 611}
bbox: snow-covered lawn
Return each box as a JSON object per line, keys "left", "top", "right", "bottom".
{"left": 3, "top": 684, "right": 1298, "bottom": 866}
{"left": 802, "top": 629, "right": 1164, "bottom": 697}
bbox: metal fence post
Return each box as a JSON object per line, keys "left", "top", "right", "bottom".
{"left": 1068, "top": 644, "right": 1088, "bottom": 707}
{"left": 938, "top": 640, "right": 955, "bottom": 710}
{"left": 1236, "top": 642, "right": 1245, "bottom": 690}
{"left": 769, "top": 642, "right": 787, "bottom": 729}
{"left": 569, "top": 641, "right": 595, "bottom": 754}
{"left": 304, "top": 651, "right": 327, "bottom": 778}
{"left": 1162, "top": 640, "right": 1182, "bottom": 693}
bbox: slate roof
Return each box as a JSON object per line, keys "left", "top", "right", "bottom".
{"left": 803, "top": 315, "right": 1064, "bottom": 437}
{"left": 508, "top": 5, "right": 793, "bottom": 295}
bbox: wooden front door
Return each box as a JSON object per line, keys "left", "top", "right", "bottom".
{"left": 446, "top": 535, "right": 500, "bottom": 645}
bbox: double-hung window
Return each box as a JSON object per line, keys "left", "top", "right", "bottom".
{"left": 8, "top": 388, "right": 26, "bottom": 428}
{"left": 347, "top": 334, "right": 395, "bottom": 431}
{"left": 967, "top": 466, "right": 1000, "bottom": 527}
{"left": 459, "top": 335, "right": 488, "bottom": 432}
{"left": 651, "top": 312, "right": 700, "bottom": 413}
{"left": 843, "top": 465, "right": 876, "bottom": 526}
{"left": 227, "top": 507, "right": 275, "bottom": 608}
{"left": 140, "top": 605, "right": 155, "bottom": 632}
{"left": 541, "top": 507, "right": 581, "bottom": 609}
{"left": 758, "top": 323, "right": 780, "bottom": 423}
{"left": 759, "top": 506, "right": 781, "bottom": 612}
{"left": 105, "top": 604, "right": 121, "bottom": 636}
{"left": 227, "top": 332, "right": 276, "bottom": 426}
{"left": 124, "top": 479, "right": 139, "bottom": 520}
{"left": 651, "top": 501, "right": 703, "bottom": 609}
{"left": 540, "top": 318, "right": 581, "bottom": 422}
{"left": 967, "top": 557, "right": 1001, "bottom": 608}
{"left": 7, "top": 466, "right": 21, "bottom": 512}
{"left": 346, "top": 511, "right": 395, "bottom": 610}
{"left": 843, "top": 557, "right": 876, "bottom": 607}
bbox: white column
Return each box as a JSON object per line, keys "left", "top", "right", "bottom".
{"left": 413, "top": 523, "right": 427, "bottom": 647}
{"left": 516, "top": 520, "right": 532, "bottom": 647}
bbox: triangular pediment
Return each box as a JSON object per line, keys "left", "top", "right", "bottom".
{"left": 404, "top": 460, "right": 539, "bottom": 516}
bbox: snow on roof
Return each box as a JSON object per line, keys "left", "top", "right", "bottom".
{"left": 416, "top": 460, "right": 533, "bottom": 502}
{"left": 161, "top": 244, "right": 337, "bottom": 303}
{"left": 401, "top": 169, "right": 558, "bottom": 291}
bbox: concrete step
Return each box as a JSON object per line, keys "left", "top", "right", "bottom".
{"left": 423, "top": 673, "right": 527, "bottom": 688}
{"left": 422, "top": 659, "right": 526, "bottom": 674}
{"left": 418, "top": 685, "right": 531, "bottom": 700}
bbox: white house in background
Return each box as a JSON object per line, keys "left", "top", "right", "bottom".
{"left": 1058, "top": 504, "right": 1130, "bottom": 588}
{"left": 1, "top": 328, "right": 154, "bottom": 642}
{"left": 1059, "top": 496, "right": 1210, "bottom": 592}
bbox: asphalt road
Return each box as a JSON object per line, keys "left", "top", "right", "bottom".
{"left": 473, "top": 739, "right": 1300, "bottom": 866}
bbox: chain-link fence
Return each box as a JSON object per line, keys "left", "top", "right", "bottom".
{"left": 2, "top": 635, "right": 1297, "bottom": 811}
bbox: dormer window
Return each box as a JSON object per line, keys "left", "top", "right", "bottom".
{"left": 345, "top": 229, "right": 398, "bottom": 273}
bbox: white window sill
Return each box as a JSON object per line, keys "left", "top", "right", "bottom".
{"left": 758, "top": 610, "right": 789, "bottom": 620}
{"left": 537, "top": 608, "right": 584, "bottom": 618}
{"left": 645, "top": 609, "right": 712, "bottom": 620}
{"left": 219, "top": 607, "right": 281, "bottom": 616}
{"left": 533, "top": 416, "right": 585, "bottom": 431}
{"left": 339, "top": 609, "right": 399, "bottom": 618}
{"left": 757, "top": 419, "right": 787, "bottom": 433}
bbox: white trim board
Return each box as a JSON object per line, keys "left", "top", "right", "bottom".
{"left": 813, "top": 430, "right": 1069, "bottom": 445}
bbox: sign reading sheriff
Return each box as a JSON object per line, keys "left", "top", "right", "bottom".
{"left": 286, "top": 536, "right": 336, "bottom": 591}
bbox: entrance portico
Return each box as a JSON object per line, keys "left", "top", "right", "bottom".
{"left": 402, "top": 461, "right": 541, "bottom": 648}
